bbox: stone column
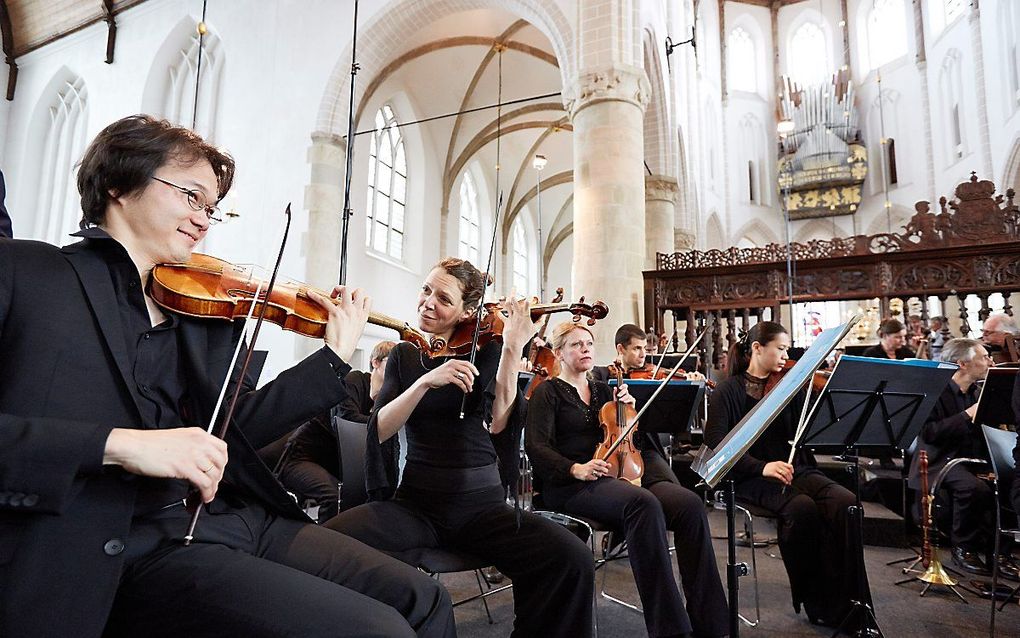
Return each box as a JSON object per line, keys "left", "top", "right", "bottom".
{"left": 299, "top": 131, "right": 346, "bottom": 358}
{"left": 645, "top": 174, "right": 679, "bottom": 268}
{"left": 566, "top": 64, "right": 650, "bottom": 360}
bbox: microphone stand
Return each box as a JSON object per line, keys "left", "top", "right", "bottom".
{"left": 338, "top": 0, "right": 360, "bottom": 286}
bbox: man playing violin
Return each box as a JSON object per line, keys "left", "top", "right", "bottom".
{"left": 0, "top": 115, "right": 453, "bottom": 638}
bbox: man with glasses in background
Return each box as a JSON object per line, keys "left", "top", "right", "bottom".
{"left": 908, "top": 338, "right": 1018, "bottom": 580}
{"left": 981, "top": 312, "right": 1019, "bottom": 364}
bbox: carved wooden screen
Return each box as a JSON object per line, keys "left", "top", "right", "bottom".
{"left": 645, "top": 174, "right": 1020, "bottom": 370}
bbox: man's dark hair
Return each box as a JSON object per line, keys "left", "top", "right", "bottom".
{"left": 77, "top": 114, "right": 235, "bottom": 228}
{"left": 614, "top": 323, "right": 646, "bottom": 348}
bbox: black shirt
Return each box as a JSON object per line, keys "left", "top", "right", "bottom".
{"left": 339, "top": 370, "right": 373, "bottom": 423}
{"left": 526, "top": 377, "right": 613, "bottom": 490}
{"left": 861, "top": 344, "right": 915, "bottom": 360}
{"left": 79, "top": 229, "right": 191, "bottom": 514}
{"left": 907, "top": 378, "right": 985, "bottom": 488}
{"left": 704, "top": 374, "right": 814, "bottom": 481}
{"left": 369, "top": 340, "right": 501, "bottom": 473}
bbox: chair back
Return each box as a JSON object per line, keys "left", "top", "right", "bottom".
{"left": 333, "top": 416, "right": 368, "bottom": 511}
{"left": 981, "top": 425, "right": 1017, "bottom": 499}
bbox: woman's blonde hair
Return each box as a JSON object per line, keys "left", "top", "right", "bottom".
{"left": 549, "top": 322, "right": 594, "bottom": 351}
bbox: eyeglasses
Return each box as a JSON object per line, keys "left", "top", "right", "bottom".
{"left": 151, "top": 176, "right": 223, "bottom": 224}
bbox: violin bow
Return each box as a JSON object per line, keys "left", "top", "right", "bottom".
{"left": 599, "top": 329, "right": 707, "bottom": 459}
{"left": 458, "top": 45, "right": 506, "bottom": 420}
{"left": 184, "top": 204, "right": 293, "bottom": 545}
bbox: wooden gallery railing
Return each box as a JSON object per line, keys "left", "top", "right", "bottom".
{"left": 644, "top": 174, "right": 1020, "bottom": 372}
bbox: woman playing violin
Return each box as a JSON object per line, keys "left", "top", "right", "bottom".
{"left": 326, "top": 257, "right": 595, "bottom": 638}
{"left": 526, "top": 322, "right": 728, "bottom": 638}
{"left": 704, "top": 321, "right": 861, "bottom": 628}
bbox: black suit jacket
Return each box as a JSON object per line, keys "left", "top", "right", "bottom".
{"left": 0, "top": 170, "right": 11, "bottom": 238}
{"left": 0, "top": 237, "right": 350, "bottom": 637}
{"left": 906, "top": 379, "right": 984, "bottom": 489}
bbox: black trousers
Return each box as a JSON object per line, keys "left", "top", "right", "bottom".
{"left": 325, "top": 484, "right": 595, "bottom": 638}
{"left": 103, "top": 493, "right": 455, "bottom": 638}
{"left": 736, "top": 469, "right": 861, "bottom": 623}
{"left": 542, "top": 453, "right": 728, "bottom": 638}
{"left": 938, "top": 464, "right": 995, "bottom": 552}
{"left": 278, "top": 460, "right": 340, "bottom": 522}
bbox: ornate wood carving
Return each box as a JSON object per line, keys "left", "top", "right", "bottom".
{"left": 644, "top": 175, "right": 1020, "bottom": 354}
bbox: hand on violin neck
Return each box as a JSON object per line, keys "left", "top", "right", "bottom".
{"left": 308, "top": 285, "right": 372, "bottom": 362}
{"left": 499, "top": 295, "right": 540, "bottom": 353}
{"left": 613, "top": 383, "right": 635, "bottom": 406}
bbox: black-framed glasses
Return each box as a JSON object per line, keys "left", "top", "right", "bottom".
{"left": 151, "top": 176, "right": 223, "bottom": 224}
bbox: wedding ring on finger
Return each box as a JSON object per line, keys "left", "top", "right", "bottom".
{"left": 455, "top": 372, "right": 465, "bottom": 380}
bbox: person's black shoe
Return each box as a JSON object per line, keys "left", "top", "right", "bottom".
{"left": 994, "top": 555, "right": 1020, "bottom": 581}
{"left": 952, "top": 547, "right": 991, "bottom": 575}
{"left": 480, "top": 566, "right": 505, "bottom": 585}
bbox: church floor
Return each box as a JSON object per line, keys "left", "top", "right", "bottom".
{"left": 444, "top": 507, "right": 1016, "bottom": 638}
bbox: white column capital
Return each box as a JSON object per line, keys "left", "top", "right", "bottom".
{"left": 645, "top": 174, "right": 680, "bottom": 204}
{"left": 674, "top": 229, "right": 696, "bottom": 251}
{"left": 564, "top": 63, "right": 650, "bottom": 119}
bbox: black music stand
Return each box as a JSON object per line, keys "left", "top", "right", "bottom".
{"left": 646, "top": 353, "right": 699, "bottom": 374}
{"left": 607, "top": 378, "right": 705, "bottom": 434}
{"left": 975, "top": 367, "right": 1018, "bottom": 427}
{"left": 797, "top": 356, "right": 956, "bottom": 638}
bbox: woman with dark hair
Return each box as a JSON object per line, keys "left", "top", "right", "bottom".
{"left": 862, "top": 318, "right": 914, "bottom": 360}
{"left": 526, "top": 322, "right": 728, "bottom": 638}
{"left": 705, "top": 321, "right": 861, "bottom": 628}
{"left": 326, "top": 257, "right": 595, "bottom": 637}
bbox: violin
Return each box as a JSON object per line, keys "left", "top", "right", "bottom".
{"left": 524, "top": 288, "right": 565, "bottom": 400}
{"left": 149, "top": 253, "right": 431, "bottom": 347}
{"left": 763, "top": 358, "right": 831, "bottom": 395}
{"left": 433, "top": 296, "right": 609, "bottom": 360}
{"left": 593, "top": 366, "right": 643, "bottom": 485}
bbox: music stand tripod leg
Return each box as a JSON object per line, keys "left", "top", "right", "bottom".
{"left": 831, "top": 457, "right": 885, "bottom": 638}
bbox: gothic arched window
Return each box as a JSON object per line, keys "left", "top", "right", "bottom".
{"left": 165, "top": 29, "right": 224, "bottom": 141}
{"left": 939, "top": 51, "right": 966, "bottom": 163}
{"left": 728, "top": 27, "right": 757, "bottom": 92}
{"left": 366, "top": 104, "right": 407, "bottom": 260}
{"left": 458, "top": 172, "right": 480, "bottom": 263}
{"left": 1000, "top": 1, "right": 1020, "bottom": 110}
{"left": 929, "top": 0, "right": 966, "bottom": 37}
{"left": 788, "top": 21, "right": 830, "bottom": 87}
{"left": 861, "top": 0, "right": 907, "bottom": 72}
{"left": 35, "top": 76, "right": 88, "bottom": 245}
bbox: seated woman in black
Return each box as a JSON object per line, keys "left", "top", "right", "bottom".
{"left": 278, "top": 340, "right": 396, "bottom": 521}
{"left": 861, "top": 318, "right": 914, "bottom": 360}
{"left": 526, "top": 322, "right": 728, "bottom": 638}
{"left": 325, "top": 257, "right": 594, "bottom": 637}
{"left": 705, "top": 321, "right": 861, "bottom": 627}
